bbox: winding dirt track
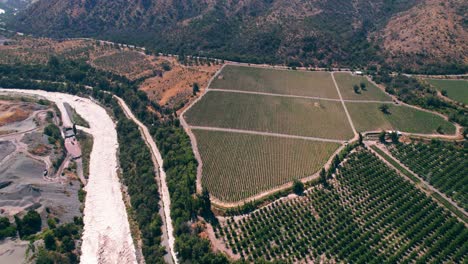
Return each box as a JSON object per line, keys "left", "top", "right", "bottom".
{"left": 115, "top": 96, "right": 178, "bottom": 264}
{"left": 1, "top": 89, "right": 138, "bottom": 264}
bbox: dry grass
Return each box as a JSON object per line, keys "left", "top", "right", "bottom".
{"left": 139, "top": 58, "right": 220, "bottom": 107}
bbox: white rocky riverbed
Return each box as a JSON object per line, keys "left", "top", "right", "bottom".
{"left": 1, "top": 89, "right": 137, "bottom": 264}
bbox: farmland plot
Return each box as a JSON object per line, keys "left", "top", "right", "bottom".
{"left": 210, "top": 65, "right": 339, "bottom": 98}
{"left": 217, "top": 150, "right": 467, "bottom": 263}
{"left": 388, "top": 141, "right": 468, "bottom": 211}
{"left": 427, "top": 79, "right": 468, "bottom": 105}
{"left": 185, "top": 91, "right": 354, "bottom": 140}
{"left": 334, "top": 72, "right": 391, "bottom": 101}
{"left": 193, "top": 130, "right": 340, "bottom": 202}
{"left": 346, "top": 102, "right": 456, "bottom": 134}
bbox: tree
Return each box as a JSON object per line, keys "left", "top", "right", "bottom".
{"left": 379, "top": 131, "right": 386, "bottom": 143}
{"left": 0, "top": 217, "right": 16, "bottom": 239}
{"left": 389, "top": 132, "right": 399, "bottom": 144}
{"left": 192, "top": 83, "right": 200, "bottom": 95}
{"left": 441, "top": 90, "right": 448, "bottom": 96}
{"left": 319, "top": 168, "right": 328, "bottom": 188}
{"left": 44, "top": 232, "right": 57, "bottom": 251}
{"left": 15, "top": 210, "right": 42, "bottom": 238}
{"left": 379, "top": 104, "right": 390, "bottom": 114}
{"left": 293, "top": 180, "right": 304, "bottom": 195}
{"left": 358, "top": 133, "right": 363, "bottom": 145}
{"left": 360, "top": 82, "right": 367, "bottom": 90}
{"left": 353, "top": 85, "right": 360, "bottom": 94}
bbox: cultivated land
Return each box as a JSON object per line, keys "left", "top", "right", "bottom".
{"left": 388, "top": 141, "right": 467, "bottom": 211}
{"left": 210, "top": 65, "right": 339, "bottom": 99}
{"left": 346, "top": 103, "right": 456, "bottom": 134}
{"left": 334, "top": 72, "right": 392, "bottom": 101}
{"left": 193, "top": 129, "right": 340, "bottom": 202}
{"left": 185, "top": 91, "right": 354, "bottom": 140}
{"left": 217, "top": 150, "right": 468, "bottom": 263}
{"left": 426, "top": 79, "right": 468, "bottom": 105}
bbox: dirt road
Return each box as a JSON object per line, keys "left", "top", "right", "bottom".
{"left": 115, "top": 96, "right": 178, "bottom": 264}
{"left": 1, "top": 89, "right": 137, "bottom": 264}
{"left": 208, "top": 88, "right": 393, "bottom": 103}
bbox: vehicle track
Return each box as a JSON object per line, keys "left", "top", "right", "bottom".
{"left": 189, "top": 126, "right": 346, "bottom": 143}
{"left": 208, "top": 88, "right": 394, "bottom": 103}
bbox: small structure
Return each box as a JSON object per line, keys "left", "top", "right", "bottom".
{"left": 353, "top": 70, "right": 364, "bottom": 76}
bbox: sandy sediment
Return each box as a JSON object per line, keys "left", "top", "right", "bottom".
{"left": 0, "top": 89, "right": 137, "bottom": 264}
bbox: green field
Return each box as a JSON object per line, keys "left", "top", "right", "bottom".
{"left": 346, "top": 103, "right": 456, "bottom": 134}
{"left": 427, "top": 79, "right": 468, "bottom": 105}
{"left": 185, "top": 91, "right": 354, "bottom": 140}
{"left": 194, "top": 130, "right": 340, "bottom": 202}
{"left": 217, "top": 150, "right": 467, "bottom": 262}
{"left": 210, "top": 65, "right": 339, "bottom": 98}
{"left": 334, "top": 72, "right": 391, "bottom": 101}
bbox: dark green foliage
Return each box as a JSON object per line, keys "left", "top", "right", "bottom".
{"left": 44, "top": 232, "right": 56, "bottom": 250}
{"left": 15, "top": 210, "right": 41, "bottom": 238}
{"left": 379, "top": 131, "right": 386, "bottom": 143}
{"left": 293, "top": 180, "right": 304, "bottom": 195}
{"left": 44, "top": 124, "right": 62, "bottom": 144}
{"left": 0, "top": 217, "right": 17, "bottom": 239}
{"left": 193, "top": 82, "right": 200, "bottom": 95}
{"left": 379, "top": 104, "right": 390, "bottom": 114}
{"left": 116, "top": 115, "right": 166, "bottom": 263}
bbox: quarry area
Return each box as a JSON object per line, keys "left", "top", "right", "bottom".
{"left": 0, "top": 90, "right": 136, "bottom": 263}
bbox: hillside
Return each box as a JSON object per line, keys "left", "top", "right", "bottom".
{"left": 9, "top": 0, "right": 468, "bottom": 72}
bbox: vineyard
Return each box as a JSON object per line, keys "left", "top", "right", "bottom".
{"left": 426, "top": 79, "right": 468, "bottom": 105}
{"left": 185, "top": 91, "right": 354, "bottom": 140}
{"left": 210, "top": 65, "right": 339, "bottom": 98}
{"left": 216, "top": 149, "right": 467, "bottom": 263}
{"left": 91, "top": 50, "right": 159, "bottom": 80}
{"left": 193, "top": 130, "right": 340, "bottom": 202}
{"left": 387, "top": 141, "right": 467, "bottom": 211}
{"left": 334, "top": 72, "right": 391, "bottom": 101}
{"left": 346, "top": 102, "right": 456, "bottom": 134}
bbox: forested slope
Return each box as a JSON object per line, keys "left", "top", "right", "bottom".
{"left": 11, "top": 0, "right": 467, "bottom": 72}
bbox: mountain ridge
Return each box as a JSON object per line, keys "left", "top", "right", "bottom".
{"left": 10, "top": 0, "right": 468, "bottom": 73}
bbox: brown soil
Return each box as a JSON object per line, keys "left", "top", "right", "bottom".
{"left": 139, "top": 59, "right": 220, "bottom": 108}
{"left": 377, "top": 0, "right": 467, "bottom": 66}
{"left": 0, "top": 100, "right": 34, "bottom": 126}
{"left": 30, "top": 144, "right": 51, "bottom": 156}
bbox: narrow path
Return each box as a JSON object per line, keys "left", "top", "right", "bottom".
{"left": 367, "top": 141, "right": 467, "bottom": 225}
{"left": 180, "top": 64, "right": 227, "bottom": 194}
{"left": 331, "top": 72, "right": 358, "bottom": 140}
{"left": 115, "top": 96, "right": 178, "bottom": 264}
{"left": 190, "top": 126, "right": 345, "bottom": 143}
{"left": 208, "top": 88, "right": 394, "bottom": 103}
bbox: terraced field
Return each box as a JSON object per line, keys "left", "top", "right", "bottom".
{"left": 185, "top": 91, "right": 354, "bottom": 140}
{"left": 426, "top": 79, "right": 468, "bottom": 105}
{"left": 388, "top": 141, "right": 467, "bottom": 211}
{"left": 346, "top": 103, "right": 456, "bottom": 134}
{"left": 334, "top": 72, "right": 391, "bottom": 101}
{"left": 194, "top": 130, "right": 340, "bottom": 202}
{"left": 210, "top": 65, "right": 338, "bottom": 98}
{"left": 217, "top": 150, "right": 467, "bottom": 263}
